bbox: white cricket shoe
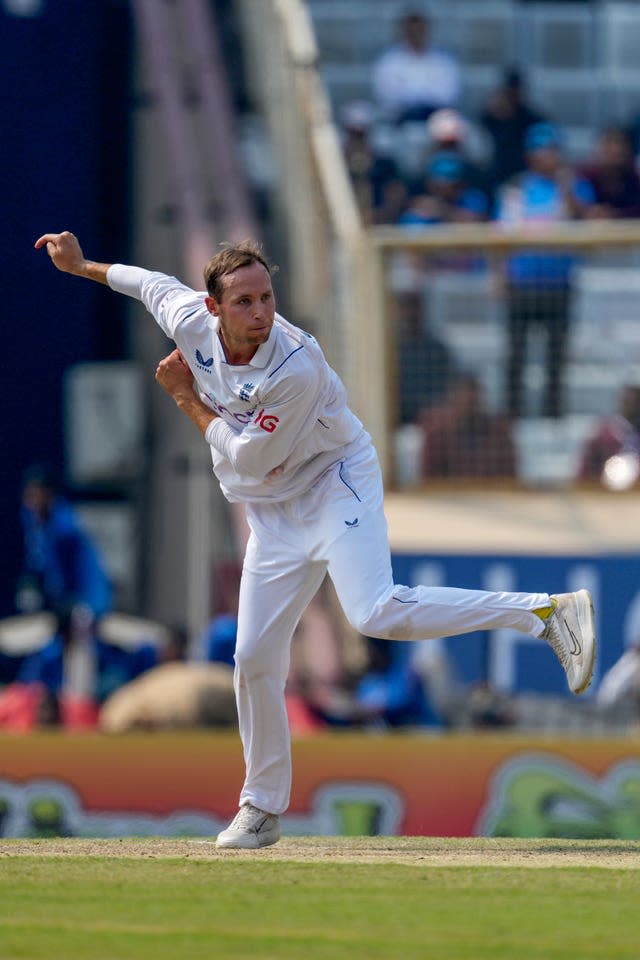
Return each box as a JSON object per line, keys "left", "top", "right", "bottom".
{"left": 216, "top": 804, "right": 281, "bottom": 850}
{"left": 540, "top": 589, "right": 596, "bottom": 695}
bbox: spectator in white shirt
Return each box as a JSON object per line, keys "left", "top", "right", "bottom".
{"left": 372, "top": 9, "right": 460, "bottom": 125}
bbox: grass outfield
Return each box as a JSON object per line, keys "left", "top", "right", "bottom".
{"left": 0, "top": 838, "right": 639, "bottom": 959}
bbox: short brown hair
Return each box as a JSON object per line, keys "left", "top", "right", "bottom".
{"left": 203, "top": 241, "right": 273, "bottom": 300}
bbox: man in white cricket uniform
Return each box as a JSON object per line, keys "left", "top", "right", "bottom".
{"left": 35, "top": 231, "right": 596, "bottom": 850}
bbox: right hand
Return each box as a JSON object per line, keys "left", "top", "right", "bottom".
{"left": 34, "top": 230, "right": 86, "bottom": 275}
{"left": 155, "top": 349, "right": 195, "bottom": 402}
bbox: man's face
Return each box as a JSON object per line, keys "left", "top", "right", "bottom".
{"left": 22, "top": 482, "right": 53, "bottom": 520}
{"left": 528, "top": 146, "right": 561, "bottom": 176}
{"left": 206, "top": 261, "right": 275, "bottom": 360}
{"left": 402, "top": 14, "right": 428, "bottom": 51}
{"left": 598, "top": 130, "right": 631, "bottom": 169}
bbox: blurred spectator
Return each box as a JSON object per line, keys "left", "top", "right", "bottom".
{"left": 398, "top": 151, "right": 489, "bottom": 227}
{"left": 11, "top": 465, "right": 113, "bottom": 726}
{"left": 580, "top": 127, "right": 640, "bottom": 219}
{"left": 340, "top": 100, "right": 409, "bottom": 225}
{"left": 97, "top": 622, "right": 187, "bottom": 702}
{"left": 99, "top": 661, "right": 237, "bottom": 731}
{"left": 199, "top": 611, "right": 237, "bottom": 667}
{"left": 0, "top": 612, "right": 55, "bottom": 686}
{"left": 577, "top": 384, "right": 640, "bottom": 485}
{"left": 372, "top": 9, "right": 460, "bottom": 125}
{"left": 16, "top": 465, "right": 111, "bottom": 621}
{"left": 0, "top": 614, "right": 182, "bottom": 730}
{"left": 422, "top": 107, "right": 492, "bottom": 197}
{"left": 394, "top": 287, "right": 456, "bottom": 424}
{"left": 480, "top": 67, "right": 546, "bottom": 196}
{"left": 495, "top": 122, "right": 597, "bottom": 418}
{"left": 353, "top": 637, "right": 440, "bottom": 728}
{"left": 419, "top": 373, "right": 517, "bottom": 479}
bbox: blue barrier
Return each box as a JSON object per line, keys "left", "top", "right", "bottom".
{"left": 392, "top": 552, "right": 640, "bottom": 696}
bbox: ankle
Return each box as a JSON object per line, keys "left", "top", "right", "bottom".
{"left": 533, "top": 597, "right": 558, "bottom": 622}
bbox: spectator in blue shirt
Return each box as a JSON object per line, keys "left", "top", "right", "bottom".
{"left": 399, "top": 151, "right": 489, "bottom": 227}
{"left": 495, "top": 123, "right": 596, "bottom": 418}
{"left": 17, "top": 466, "right": 112, "bottom": 622}
{"left": 198, "top": 612, "right": 238, "bottom": 668}
{"left": 16, "top": 634, "right": 157, "bottom": 701}
{"left": 355, "top": 637, "right": 440, "bottom": 728}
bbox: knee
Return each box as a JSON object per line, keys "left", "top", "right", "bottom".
{"left": 344, "top": 603, "right": 386, "bottom": 640}
{"left": 234, "top": 645, "right": 265, "bottom": 678}
{"left": 343, "top": 584, "right": 418, "bottom": 641}
{"left": 234, "top": 640, "right": 288, "bottom": 682}
{"left": 341, "top": 581, "right": 399, "bottom": 638}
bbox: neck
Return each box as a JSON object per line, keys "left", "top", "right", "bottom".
{"left": 218, "top": 332, "right": 258, "bottom": 366}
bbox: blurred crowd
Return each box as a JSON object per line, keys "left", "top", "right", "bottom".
{"left": 0, "top": 466, "right": 449, "bottom": 733}
{"left": 1, "top": 464, "right": 638, "bottom": 735}
{"left": 343, "top": 9, "right": 640, "bottom": 230}
{"left": 340, "top": 7, "right": 640, "bottom": 487}
{"left": 0, "top": 464, "right": 452, "bottom": 733}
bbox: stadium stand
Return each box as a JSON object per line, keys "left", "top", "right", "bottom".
{"left": 307, "top": 0, "right": 640, "bottom": 162}
{"left": 304, "top": 0, "right": 640, "bottom": 490}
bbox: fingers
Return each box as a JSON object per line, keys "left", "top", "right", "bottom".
{"left": 156, "top": 348, "right": 181, "bottom": 370}
{"left": 34, "top": 230, "right": 75, "bottom": 250}
{"left": 155, "top": 349, "right": 188, "bottom": 382}
{"left": 34, "top": 233, "right": 58, "bottom": 249}
{"left": 154, "top": 359, "right": 170, "bottom": 385}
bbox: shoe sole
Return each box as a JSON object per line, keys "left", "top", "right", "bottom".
{"left": 572, "top": 589, "right": 596, "bottom": 695}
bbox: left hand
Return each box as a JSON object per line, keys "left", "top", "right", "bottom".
{"left": 155, "top": 349, "right": 195, "bottom": 402}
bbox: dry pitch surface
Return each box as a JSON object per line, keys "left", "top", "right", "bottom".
{"left": 1, "top": 836, "right": 639, "bottom": 867}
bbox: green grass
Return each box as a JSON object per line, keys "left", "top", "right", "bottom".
{"left": 0, "top": 847, "right": 638, "bottom": 960}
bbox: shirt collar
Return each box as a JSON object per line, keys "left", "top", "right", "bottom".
{"left": 246, "top": 337, "right": 273, "bottom": 368}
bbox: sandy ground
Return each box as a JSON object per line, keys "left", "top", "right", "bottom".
{"left": 0, "top": 837, "right": 639, "bottom": 869}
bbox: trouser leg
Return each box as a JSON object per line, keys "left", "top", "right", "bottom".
{"left": 234, "top": 528, "right": 326, "bottom": 815}
{"left": 327, "top": 503, "right": 549, "bottom": 641}
{"left": 543, "top": 287, "right": 570, "bottom": 419}
{"left": 506, "top": 287, "right": 530, "bottom": 418}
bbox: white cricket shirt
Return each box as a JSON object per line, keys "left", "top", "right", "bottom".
{"left": 107, "top": 265, "right": 369, "bottom": 503}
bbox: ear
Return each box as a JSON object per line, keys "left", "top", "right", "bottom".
{"left": 205, "top": 295, "right": 219, "bottom": 317}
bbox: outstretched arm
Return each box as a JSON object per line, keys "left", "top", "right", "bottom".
{"left": 36, "top": 231, "right": 203, "bottom": 344}
{"left": 34, "top": 230, "right": 112, "bottom": 285}
{"left": 155, "top": 349, "right": 218, "bottom": 436}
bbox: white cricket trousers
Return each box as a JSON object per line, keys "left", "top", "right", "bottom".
{"left": 234, "top": 443, "right": 549, "bottom": 815}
